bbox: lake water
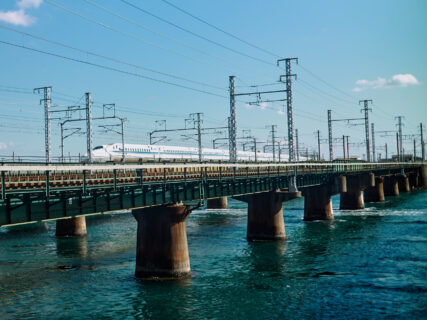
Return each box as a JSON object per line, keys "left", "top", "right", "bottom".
{"left": 0, "top": 191, "right": 426, "bottom": 319}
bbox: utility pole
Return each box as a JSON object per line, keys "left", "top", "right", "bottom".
{"left": 317, "top": 130, "right": 321, "bottom": 161}
{"left": 85, "top": 92, "right": 93, "bottom": 163}
{"left": 395, "top": 116, "right": 404, "bottom": 161}
{"left": 396, "top": 132, "right": 400, "bottom": 162}
{"left": 327, "top": 110, "right": 333, "bottom": 161}
{"left": 268, "top": 125, "right": 277, "bottom": 162}
{"left": 344, "top": 136, "right": 350, "bottom": 159}
{"left": 191, "top": 112, "right": 203, "bottom": 162}
{"left": 120, "top": 118, "right": 125, "bottom": 161}
{"left": 420, "top": 123, "right": 424, "bottom": 162}
{"left": 98, "top": 117, "right": 126, "bottom": 161}
{"left": 371, "top": 123, "right": 376, "bottom": 162}
{"left": 60, "top": 123, "right": 81, "bottom": 162}
{"left": 385, "top": 143, "right": 388, "bottom": 160}
{"left": 413, "top": 139, "right": 416, "bottom": 161}
{"left": 342, "top": 135, "right": 346, "bottom": 159}
{"left": 295, "top": 128, "right": 299, "bottom": 161}
{"left": 278, "top": 57, "right": 298, "bottom": 190}
{"left": 359, "top": 99, "right": 372, "bottom": 162}
{"left": 229, "top": 76, "right": 237, "bottom": 162}
{"left": 34, "top": 86, "right": 52, "bottom": 163}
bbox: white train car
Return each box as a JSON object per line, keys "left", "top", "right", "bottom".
{"left": 90, "top": 143, "right": 298, "bottom": 162}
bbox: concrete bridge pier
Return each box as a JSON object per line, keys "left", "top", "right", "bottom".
{"left": 407, "top": 172, "right": 419, "bottom": 190}
{"left": 420, "top": 166, "right": 427, "bottom": 189}
{"left": 132, "top": 204, "right": 191, "bottom": 279}
{"left": 302, "top": 176, "right": 346, "bottom": 221}
{"left": 206, "top": 197, "right": 228, "bottom": 209}
{"left": 340, "top": 173, "right": 374, "bottom": 210}
{"left": 397, "top": 174, "right": 410, "bottom": 193}
{"left": 364, "top": 176, "right": 385, "bottom": 203}
{"left": 383, "top": 175, "right": 399, "bottom": 197}
{"left": 56, "top": 216, "right": 87, "bottom": 237}
{"left": 236, "top": 190, "right": 300, "bottom": 241}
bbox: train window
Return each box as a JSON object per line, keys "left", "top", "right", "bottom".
{"left": 93, "top": 146, "right": 103, "bottom": 150}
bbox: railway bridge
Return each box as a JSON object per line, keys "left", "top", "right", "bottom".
{"left": 1, "top": 161, "right": 425, "bottom": 278}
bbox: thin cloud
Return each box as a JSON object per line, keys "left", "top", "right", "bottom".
{"left": 0, "top": 0, "right": 42, "bottom": 26}
{"left": 0, "top": 142, "right": 8, "bottom": 150}
{"left": 258, "top": 102, "right": 268, "bottom": 110}
{"left": 277, "top": 109, "right": 285, "bottom": 115}
{"left": 353, "top": 74, "right": 419, "bottom": 92}
{"left": 18, "top": 0, "right": 43, "bottom": 9}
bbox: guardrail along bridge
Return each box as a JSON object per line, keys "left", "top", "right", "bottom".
{"left": 1, "top": 161, "right": 425, "bottom": 278}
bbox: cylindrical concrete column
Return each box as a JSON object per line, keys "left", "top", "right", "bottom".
{"left": 364, "top": 176, "right": 385, "bottom": 203}
{"left": 303, "top": 185, "right": 333, "bottom": 221}
{"left": 383, "top": 175, "right": 399, "bottom": 197}
{"left": 397, "top": 174, "right": 410, "bottom": 193}
{"left": 407, "top": 172, "right": 418, "bottom": 190}
{"left": 421, "top": 166, "right": 427, "bottom": 189}
{"left": 132, "top": 204, "right": 191, "bottom": 279}
{"left": 206, "top": 197, "right": 228, "bottom": 209}
{"left": 339, "top": 175, "right": 365, "bottom": 210}
{"left": 56, "top": 216, "right": 87, "bottom": 237}
{"left": 340, "top": 189, "right": 364, "bottom": 209}
{"left": 247, "top": 192, "right": 286, "bottom": 241}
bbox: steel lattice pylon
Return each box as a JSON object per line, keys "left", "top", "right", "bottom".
{"left": 34, "top": 86, "right": 52, "bottom": 163}
{"left": 86, "top": 92, "right": 93, "bottom": 163}
{"left": 229, "top": 76, "right": 237, "bottom": 162}
{"left": 328, "top": 110, "right": 333, "bottom": 161}
{"left": 360, "top": 100, "right": 372, "bottom": 162}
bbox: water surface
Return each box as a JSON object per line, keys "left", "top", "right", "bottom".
{"left": 1, "top": 191, "right": 426, "bottom": 319}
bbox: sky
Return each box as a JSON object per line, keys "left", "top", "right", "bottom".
{"left": 0, "top": 0, "right": 426, "bottom": 161}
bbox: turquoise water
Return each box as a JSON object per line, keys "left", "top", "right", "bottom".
{"left": 0, "top": 191, "right": 426, "bottom": 319}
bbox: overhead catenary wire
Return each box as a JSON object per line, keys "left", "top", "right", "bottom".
{"left": 0, "top": 25, "right": 226, "bottom": 92}
{"left": 44, "top": 0, "right": 274, "bottom": 82}
{"left": 159, "top": 0, "right": 281, "bottom": 59}
{"left": 82, "top": 0, "right": 273, "bottom": 78}
{"left": 0, "top": 39, "right": 229, "bottom": 99}
{"left": 119, "top": 0, "right": 277, "bottom": 68}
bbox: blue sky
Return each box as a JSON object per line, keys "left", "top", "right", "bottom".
{"left": 0, "top": 0, "right": 425, "bottom": 160}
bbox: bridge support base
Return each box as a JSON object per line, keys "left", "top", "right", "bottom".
{"left": 397, "top": 174, "right": 410, "bottom": 193}
{"left": 384, "top": 175, "right": 399, "bottom": 197}
{"left": 206, "top": 197, "right": 228, "bottom": 209}
{"left": 132, "top": 204, "right": 191, "bottom": 279}
{"left": 364, "top": 177, "right": 385, "bottom": 203}
{"left": 421, "top": 166, "right": 427, "bottom": 189}
{"left": 56, "top": 216, "right": 87, "bottom": 237}
{"left": 236, "top": 190, "right": 300, "bottom": 241}
{"left": 302, "top": 185, "right": 334, "bottom": 221}
{"left": 407, "top": 172, "right": 418, "bottom": 190}
{"left": 340, "top": 173, "right": 374, "bottom": 210}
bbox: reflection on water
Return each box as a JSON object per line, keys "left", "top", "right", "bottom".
{"left": 0, "top": 194, "right": 426, "bottom": 319}
{"left": 56, "top": 236, "right": 88, "bottom": 258}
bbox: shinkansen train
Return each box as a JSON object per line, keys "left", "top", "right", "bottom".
{"left": 89, "top": 143, "right": 301, "bottom": 162}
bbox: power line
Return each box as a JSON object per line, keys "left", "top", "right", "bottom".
{"left": 159, "top": 0, "right": 281, "bottom": 59}
{"left": 0, "top": 25, "right": 225, "bottom": 92}
{"left": 82, "top": 0, "right": 271, "bottom": 77}
{"left": 119, "top": 0, "right": 277, "bottom": 67}
{"left": 297, "top": 63, "right": 356, "bottom": 100}
{"left": 0, "top": 39, "right": 229, "bottom": 99}
{"left": 45, "top": 0, "right": 273, "bottom": 82}
{"left": 44, "top": 0, "right": 239, "bottom": 77}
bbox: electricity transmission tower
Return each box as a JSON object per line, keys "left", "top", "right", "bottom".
{"left": 371, "top": 123, "right": 376, "bottom": 162}
{"left": 328, "top": 109, "right": 365, "bottom": 161}
{"left": 278, "top": 57, "right": 298, "bottom": 190}
{"left": 34, "top": 86, "right": 52, "bottom": 163}
{"left": 359, "top": 99, "right": 373, "bottom": 162}
{"left": 395, "top": 116, "right": 404, "bottom": 161}
{"left": 229, "top": 75, "right": 287, "bottom": 162}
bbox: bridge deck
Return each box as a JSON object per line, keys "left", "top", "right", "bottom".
{"left": 0, "top": 162, "right": 421, "bottom": 227}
